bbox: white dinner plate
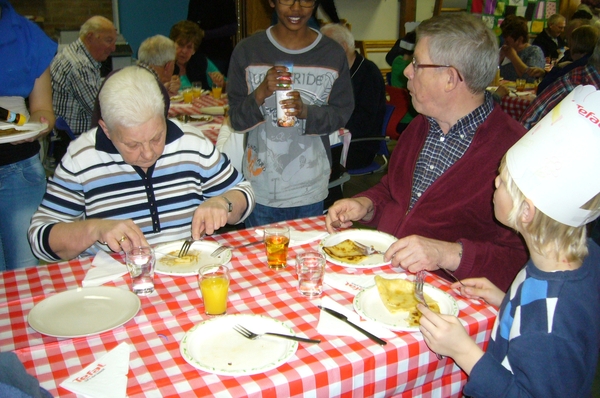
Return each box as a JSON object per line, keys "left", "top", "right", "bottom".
{"left": 154, "top": 240, "right": 232, "bottom": 276}
{"left": 28, "top": 286, "right": 140, "bottom": 338}
{"left": 0, "top": 122, "right": 47, "bottom": 144}
{"left": 180, "top": 314, "right": 298, "bottom": 376}
{"left": 189, "top": 114, "right": 214, "bottom": 122}
{"left": 199, "top": 106, "right": 225, "bottom": 115}
{"left": 319, "top": 229, "right": 397, "bottom": 268}
{"left": 353, "top": 277, "right": 459, "bottom": 332}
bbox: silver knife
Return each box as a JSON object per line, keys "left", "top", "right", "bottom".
{"left": 319, "top": 306, "right": 387, "bottom": 346}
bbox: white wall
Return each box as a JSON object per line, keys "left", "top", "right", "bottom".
{"left": 320, "top": 0, "right": 437, "bottom": 69}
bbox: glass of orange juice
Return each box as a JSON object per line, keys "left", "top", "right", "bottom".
{"left": 264, "top": 226, "right": 290, "bottom": 269}
{"left": 211, "top": 82, "right": 223, "bottom": 99}
{"left": 199, "top": 264, "right": 229, "bottom": 316}
{"left": 183, "top": 88, "right": 194, "bottom": 104}
{"left": 192, "top": 82, "right": 202, "bottom": 99}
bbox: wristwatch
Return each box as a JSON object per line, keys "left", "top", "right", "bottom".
{"left": 222, "top": 196, "right": 233, "bottom": 213}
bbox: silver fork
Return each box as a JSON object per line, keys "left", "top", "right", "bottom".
{"left": 211, "top": 240, "right": 262, "bottom": 257}
{"left": 438, "top": 266, "right": 465, "bottom": 287}
{"left": 178, "top": 239, "right": 194, "bottom": 258}
{"left": 233, "top": 324, "right": 321, "bottom": 344}
{"left": 414, "top": 271, "right": 444, "bottom": 360}
{"left": 353, "top": 241, "right": 385, "bottom": 255}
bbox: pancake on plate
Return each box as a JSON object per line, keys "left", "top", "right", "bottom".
{"left": 159, "top": 250, "right": 200, "bottom": 267}
{"left": 322, "top": 239, "right": 368, "bottom": 264}
{"left": 374, "top": 275, "right": 439, "bottom": 327}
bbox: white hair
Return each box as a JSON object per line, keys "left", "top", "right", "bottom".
{"left": 79, "top": 16, "right": 114, "bottom": 39}
{"left": 99, "top": 66, "right": 165, "bottom": 130}
{"left": 138, "top": 35, "right": 176, "bottom": 67}
{"left": 320, "top": 23, "right": 355, "bottom": 52}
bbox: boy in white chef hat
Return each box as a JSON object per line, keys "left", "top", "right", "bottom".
{"left": 417, "top": 85, "right": 600, "bottom": 397}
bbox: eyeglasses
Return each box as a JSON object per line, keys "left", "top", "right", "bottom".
{"left": 278, "top": 0, "right": 316, "bottom": 8}
{"left": 411, "top": 58, "right": 463, "bottom": 82}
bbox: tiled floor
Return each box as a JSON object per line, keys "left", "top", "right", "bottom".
{"left": 338, "top": 143, "right": 600, "bottom": 396}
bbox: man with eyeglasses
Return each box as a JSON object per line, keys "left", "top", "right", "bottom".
{"left": 326, "top": 13, "right": 528, "bottom": 292}
{"left": 227, "top": 0, "right": 353, "bottom": 227}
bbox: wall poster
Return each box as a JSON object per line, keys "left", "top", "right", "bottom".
{"left": 467, "top": 0, "right": 559, "bottom": 36}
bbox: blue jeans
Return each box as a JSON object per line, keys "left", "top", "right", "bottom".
{"left": 244, "top": 202, "right": 324, "bottom": 228}
{"left": 0, "top": 155, "right": 46, "bottom": 271}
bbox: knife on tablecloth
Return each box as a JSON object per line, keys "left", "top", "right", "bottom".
{"left": 319, "top": 306, "right": 387, "bottom": 346}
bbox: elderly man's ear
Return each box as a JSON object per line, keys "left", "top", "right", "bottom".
{"left": 98, "top": 119, "right": 111, "bottom": 139}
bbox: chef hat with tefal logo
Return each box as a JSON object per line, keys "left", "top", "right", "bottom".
{"left": 506, "top": 85, "right": 600, "bottom": 227}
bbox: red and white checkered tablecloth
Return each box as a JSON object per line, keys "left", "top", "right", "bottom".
{"left": 167, "top": 94, "right": 228, "bottom": 144}
{"left": 500, "top": 93, "right": 535, "bottom": 121}
{"left": 0, "top": 216, "right": 497, "bottom": 397}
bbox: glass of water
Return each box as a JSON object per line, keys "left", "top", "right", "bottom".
{"left": 296, "top": 251, "right": 326, "bottom": 297}
{"left": 125, "top": 246, "right": 156, "bottom": 296}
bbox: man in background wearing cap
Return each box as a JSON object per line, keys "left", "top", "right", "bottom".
{"left": 520, "top": 34, "right": 600, "bottom": 129}
{"left": 419, "top": 85, "right": 600, "bottom": 397}
{"left": 326, "top": 13, "right": 528, "bottom": 292}
{"left": 389, "top": 30, "right": 418, "bottom": 135}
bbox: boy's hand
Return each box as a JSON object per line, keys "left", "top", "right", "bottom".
{"left": 418, "top": 305, "right": 484, "bottom": 375}
{"left": 453, "top": 277, "right": 505, "bottom": 307}
{"left": 254, "top": 66, "right": 292, "bottom": 105}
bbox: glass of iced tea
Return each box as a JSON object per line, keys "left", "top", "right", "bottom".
{"left": 199, "top": 264, "right": 230, "bottom": 316}
{"left": 264, "top": 226, "right": 290, "bottom": 270}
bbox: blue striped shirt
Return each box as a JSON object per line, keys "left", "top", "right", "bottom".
{"left": 29, "top": 120, "right": 254, "bottom": 261}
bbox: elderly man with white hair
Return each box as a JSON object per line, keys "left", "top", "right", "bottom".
{"left": 320, "top": 23, "right": 386, "bottom": 170}
{"left": 327, "top": 13, "right": 529, "bottom": 291}
{"left": 29, "top": 66, "right": 254, "bottom": 262}
{"left": 137, "top": 34, "right": 181, "bottom": 96}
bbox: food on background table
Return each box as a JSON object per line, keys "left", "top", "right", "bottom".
{"left": 159, "top": 250, "right": 199, "bottom": 266}
{"left": 170, "top": 95, "right": 183, "bottom": 103}
{"left": 322, "top": 239, "right": 368, "bottom": 264}
{"left": 374, "top": 275, "right": 439, "bottom": 327}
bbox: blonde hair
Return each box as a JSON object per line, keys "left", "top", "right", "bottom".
{"left": 499, "top": 157, "right": 600, "bottom": 263}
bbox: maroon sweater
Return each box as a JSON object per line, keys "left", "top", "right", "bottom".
{"left": 360, "top": 105, "right": 528, "bottom": 291}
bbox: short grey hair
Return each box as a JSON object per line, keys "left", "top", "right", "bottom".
{"left": 138, "top": 35, "right": 176, "bottom": 67}
{"left": 547, "top": 13, "right": 566, "bottom": 26}
{"left": 79, "top": 16, "right": 114, "bottom": 39}
{"left": 320, "top": 23, "right": 355, "bottom": 52}
{"left": 99, "top": 66, "right": 165, "bottom": 130}
{"left": 417, "top": 13, "right": 498, "bottom": 93}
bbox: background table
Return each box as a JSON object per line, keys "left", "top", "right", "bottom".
{"left": 500, "top": 94, "right": 535, "bottom": 121}
{"left": 168, "top": 94, "right": 228, "bottom": 144}
{"left": 0, "top": 216, "right": 498, "bottom": 397}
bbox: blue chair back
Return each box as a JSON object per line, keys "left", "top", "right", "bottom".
{"left": 54, "top": 117, "right": 76, "bottom": 140}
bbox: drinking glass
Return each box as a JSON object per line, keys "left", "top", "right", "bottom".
{"left": 296, "top": 251, "right": 326, "bottom": 297}
{"left": 183, "top": 88, "right": 194, "bottom": 104}
{"left": 211, "top": 82, "right": 223, "bottom": 99}
{"left": 264, "top": 226, "right": 290, "bottom": 269}
{"left": 515, "top": 78, "right": 526, "bottom": 92}
{"left": 192, "top": 82, "right": 202, "bottom": 99}
{"left": 199, "top": 264, "right": 230, "bottom": 316}
{"left": 125, "top": 246, "right": 156, "bottom": 296}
